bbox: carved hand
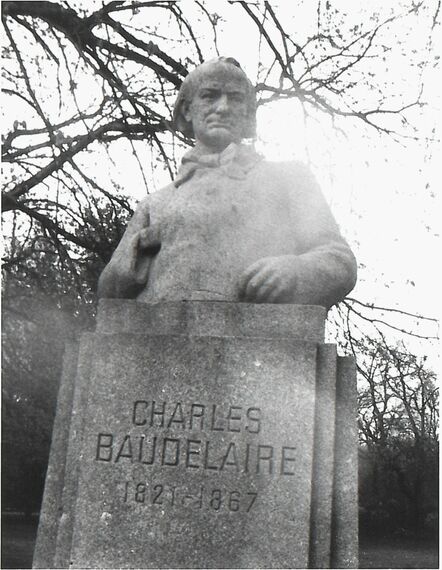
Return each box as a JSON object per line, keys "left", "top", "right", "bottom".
{"left": 238, "top": 256, "right": 298, "bottom": 303}
{"left": 98, "top": 204, "right": 161, "bottom": 298}
{"left": 99, "top": 231, "right": 150, "bottom": 299}
{"left": 123, "top": 230, "right": 152, "bottom": 285}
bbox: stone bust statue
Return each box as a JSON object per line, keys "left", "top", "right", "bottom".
{"left": 98, "top": 57, "right": 357, "bottom": 308}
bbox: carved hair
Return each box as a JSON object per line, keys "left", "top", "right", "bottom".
{"left": 172, "top": 57, "right": 257, "bottom": 139}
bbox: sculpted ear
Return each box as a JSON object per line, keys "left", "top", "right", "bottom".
{"left": 172, "top": 91, "right": 195, "bottom": 138}
{"left": 182, "top": 101, "right": 192, "bottom": 123}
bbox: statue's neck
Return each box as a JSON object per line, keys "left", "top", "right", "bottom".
{"left": 193, "top": 140, "right": 235, "bottom": 156}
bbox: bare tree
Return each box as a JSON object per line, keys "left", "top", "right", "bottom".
{"left": 2, "top": 0, "right": 439, "bottom": 265}
{"left": 354, "top": 335, "right": 438, "bottom": 446}
{"left": 354, "top": 333, "right": 438, "bottom": 535}
{"left": 2, "top": 0, "right": 439, "bottom": 523}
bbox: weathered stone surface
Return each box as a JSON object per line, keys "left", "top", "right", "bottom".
{"left": 35, "top": 301, "right": 359, "bottom": 569}
{"left": 331, "top": 357, "right": 359, "bottom": 569}
{"left": 52, "top": 336, "right": 96, "bottom": 568}
{"left": 32, "top": 342, "right": 79, "bottom": 569}
{"left": 69, "top": 335, "right": 318, "bottom": 568}
{"left": 308, "top": 345, "right": 337, "bottom": 569}
{"left": 96, "top": 299, "right": 326, "bottom": 342}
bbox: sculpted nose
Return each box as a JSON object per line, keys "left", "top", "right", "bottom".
{"left": 215, "top": 94, "right": 229, "bottom": 113}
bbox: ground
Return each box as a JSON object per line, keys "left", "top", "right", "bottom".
{"left": 1, "top": 514, "right": 37, "bottom": 570}
{"left": 1, "top": 514, "right": 439, "bottom": 569}
{"left": 359, "top": 536, "right": 439, "bottom": 569}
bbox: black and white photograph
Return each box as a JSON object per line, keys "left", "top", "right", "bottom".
{"left": 1, "top": 1, "right": 439, "bottom": 568}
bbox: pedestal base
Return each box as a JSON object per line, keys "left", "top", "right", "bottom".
{"left": 33, "top": 300, "right": 358, "bottom": 569}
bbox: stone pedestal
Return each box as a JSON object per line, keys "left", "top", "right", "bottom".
{"left": 33, "top": 300, "right": 358, "bottom": 569}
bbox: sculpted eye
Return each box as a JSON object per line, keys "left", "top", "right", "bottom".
{"left": 230, "top": 93, "right": 245, "bottom": 103}
{"left": 200, "top": 90, "right": 217, "bottom": 100}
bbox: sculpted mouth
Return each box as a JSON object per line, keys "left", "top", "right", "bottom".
{"left": 207, "top": 118, "right": 232, "bottom": 128}
{"left": 209, "top": 123, "right": 231, "bottom": 129}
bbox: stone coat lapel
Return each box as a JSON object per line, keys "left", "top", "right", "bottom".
{"left": 174, "top": 143, "right": 262, "bottom": 187}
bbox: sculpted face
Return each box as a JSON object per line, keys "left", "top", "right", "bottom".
{"left": 183, "top": 67, "right": 249, "bottom": 152}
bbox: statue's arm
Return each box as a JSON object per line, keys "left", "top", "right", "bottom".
{"left": 98, "top": 197, "right": 156, "bottom": 299}
{"left": 239, "top": 162, "right": 357, "bottom": 308}
{"left": 287, "top": 162, "right": 357, "bottom": 307}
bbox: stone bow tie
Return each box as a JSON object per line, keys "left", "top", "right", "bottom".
{"left": 174, "top": 143, "right": 260, "bottom": 187}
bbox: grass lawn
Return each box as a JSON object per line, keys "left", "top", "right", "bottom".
{"left": 1, "top": 514, "right": 38, "bottom": 569}
{"left": 359, "top": 536, "right": 439, "bottom": 569}
{"left": 1, "top": 514, "right": 439, "bottom": 569}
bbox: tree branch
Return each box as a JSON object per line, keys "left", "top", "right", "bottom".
{"left": 2, "top": 121, "right": 162, "bottom": 211}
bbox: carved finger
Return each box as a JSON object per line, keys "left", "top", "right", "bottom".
{"left": 243, "top": 272, "right": 264, "bottom": 301}
{"left": 134, "top": 256, "right": 151, "bottom": 284}
{"left": 254, "top": 278, "right": 277, "bottom": 302}
{"left": 139, "top": 227, "right": 150, "bottom": 240}
{"left": 127, "top": 234, "right": 141, "bottom": 273}
{"left": 238, "top": 262, "right": 262, "bottom": 297}
{"left": 250, "top": 267, "right": 281, "bottom": 301}
{"left": 266, "top": 286, "right": 283, "bottom": 303}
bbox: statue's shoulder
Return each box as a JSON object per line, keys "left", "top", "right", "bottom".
{"left": 135, "top": 181, "right": 177, "bottom": 210}
{"left": 254, "top": 159, "right": 316, "bottom": 187}
{"left": 152, "top": 181, "right": 177, "bottom": 200}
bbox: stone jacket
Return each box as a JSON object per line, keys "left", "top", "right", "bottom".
{"left": 98, "top": 144, "right": 357, "bottom": 308}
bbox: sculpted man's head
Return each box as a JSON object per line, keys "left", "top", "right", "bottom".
{"left": 173, "top": 57, "right": 257, "bottom": 152}
{"left": 99, "top": 59, "right": 357, "bottom": 310}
